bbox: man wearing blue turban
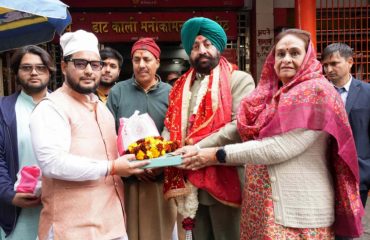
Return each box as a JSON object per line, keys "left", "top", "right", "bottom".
{"left": 163, "top": 17, "right": 255, "bottom": 240}
{"left": 181, "top": 17, "right": 227, "bottom": 56}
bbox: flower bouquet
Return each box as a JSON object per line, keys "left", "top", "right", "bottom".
{"left": 127, "top": 136, "right": 182, "bottom": 168}
{"left": 127, "top": 136, "right": 177, "bottom": 159}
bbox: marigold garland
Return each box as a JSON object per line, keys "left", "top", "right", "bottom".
{"left": 176, "top": 182, "right": 199, "bottom": 240}
{"left": 127, "top": 136, "right": 178, "bottom": 160}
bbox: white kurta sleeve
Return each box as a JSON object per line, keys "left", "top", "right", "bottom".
{"left": 30, "top": 100, "right": 108, "bottom": 181}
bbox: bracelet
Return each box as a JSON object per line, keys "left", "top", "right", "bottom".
{"left": 110, "top": 160, "right": 116, "bottom": 176}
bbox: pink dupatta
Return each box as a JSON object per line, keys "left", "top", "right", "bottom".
{"left": 237, "top": 42, "right": 364, "bottom": 237}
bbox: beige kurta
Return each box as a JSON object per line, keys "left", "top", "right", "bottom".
{"left": 190, "top": 70, "right": 254, "bottom": 240}
{"left": 124, "top": 181, "right": 177, "bottom": 240}
{"left": 163, "top": 70, "right": 255, "bottom": 240}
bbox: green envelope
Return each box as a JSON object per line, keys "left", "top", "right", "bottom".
{"left": 131, "top": 154, "right": 183, "bottom": 169}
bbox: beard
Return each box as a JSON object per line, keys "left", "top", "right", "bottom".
{"left": 17, "top": 77, "right": 48, "bottom": 95}
{"left": 190, "top": 53, "right": 220, "bottom": 75}
{"left": 65, "top": 74, "right": 98, "bottom": 94}
{"left": 99, "top": 78, "right": 117, "bottom": 87}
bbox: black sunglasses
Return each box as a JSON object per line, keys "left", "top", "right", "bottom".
{"left": 65, "top": 58, "right": 103, "bottom": 71}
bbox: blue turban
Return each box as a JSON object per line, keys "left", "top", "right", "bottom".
{"left": 181, "top": 17, "right": 227, "bottom": 56}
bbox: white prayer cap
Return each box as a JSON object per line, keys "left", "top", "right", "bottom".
{"left": 60, "top": 30, "right": 100, "bottom": 57}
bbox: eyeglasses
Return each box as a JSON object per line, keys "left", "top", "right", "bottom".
{"left": 19, "top": 64, "right": 49, "bottom": 74}
{"left": 65, "top": 58, "right": 103, "bottom": 71}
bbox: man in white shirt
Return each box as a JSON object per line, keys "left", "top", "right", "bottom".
{"left": 30, "top": 30, "right": 148, "bottom": 240}
{"left": 0, "top": 45, "right": 54, "bottom": 240}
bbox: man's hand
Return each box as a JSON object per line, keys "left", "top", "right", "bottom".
{"left": 135, "top": 168, "right": 163, "bottom": 182}
{"left": 114, "top": 154, "right": 150, "bottom": 177}
{"left": 180, "top": 147, "right": 219, "bottom": 171}
{"left": 12, "top": 193, "right": 41, "bottom": 208}
{"left": 173, "top": 145, "right": 199, "bottom": 156}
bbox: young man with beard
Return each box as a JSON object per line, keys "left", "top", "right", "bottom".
{"left": 163, "top": 17, "right": 255, "bottom": 240}
{"left": 107, "top": 38, "right": 177, "bottom": 240}
{"left": 322, "top": 43, "right": 370, "bottom": 240}
{"left": 29, "top": 30, "right": 148, "bottom": 240}
{"left": 96, "top": 47, "right": 123, "bottom": 103}
{"left": 0, "top": 45, "right": 54, "bottom": 240}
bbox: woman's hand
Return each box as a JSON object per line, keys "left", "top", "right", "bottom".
{"left": 179, "top": 147, "right": 219, "bottom": 170}
{"left": 114, "top": 154, "right": 150, "bottom": 177}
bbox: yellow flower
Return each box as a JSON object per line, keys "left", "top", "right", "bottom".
{"left": 128, "top": 142, "right": 138, "bottom": 152}
{"left": 127, "top": 136, "right": 178, "bottom": 160}
{"left": 147, "top": 151, "right": 153, "bottom": 159}
{"left": 150, "top": 147, "right": 161, "bottom": 158}
{"left": 136, "top": 150, "right": 146, "bottom": 160}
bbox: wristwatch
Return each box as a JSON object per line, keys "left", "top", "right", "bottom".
{"left": 215, "top": 147, "right": 227, "bottom": 163}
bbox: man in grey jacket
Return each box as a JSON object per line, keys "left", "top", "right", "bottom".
{"left": 107, "top": 38, "right": 177, "bottom": 240}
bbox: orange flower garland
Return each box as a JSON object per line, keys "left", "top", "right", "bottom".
{"left": 127, "top": 136, "right": 178, "bottom": 160}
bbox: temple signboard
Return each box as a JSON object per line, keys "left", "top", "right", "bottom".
{"left": 69, "top": 12, "right": 237, "bottom": 42}
{"left": 63, "top": 0, "right": 243, "bottom": 8}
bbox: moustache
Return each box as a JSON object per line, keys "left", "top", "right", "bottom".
{"left": 196, "top": 54, "right": 212, "bottom": 61}
{"left": 80, "top": 78, "right": 95, "bottom": 81}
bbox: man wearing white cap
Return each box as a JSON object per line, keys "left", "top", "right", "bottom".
{"left": 29, "top": 30, "right": 149, "bottom": 240}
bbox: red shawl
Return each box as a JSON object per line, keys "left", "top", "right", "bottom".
{"left": 164, "top": 57, "right": 242, "bottom": 206}
{"left": 237, "top": 42, "right": 364, "bottom": 237}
